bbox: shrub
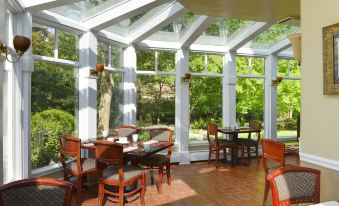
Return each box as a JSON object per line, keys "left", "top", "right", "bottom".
{"left": 277, "top": 118, "right": 297, "bottom": 130}
{"left": 31, "top": 109, "right": 75, "bottom": 169}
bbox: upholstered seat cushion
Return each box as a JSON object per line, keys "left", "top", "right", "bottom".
{"left": 103, "top": 165, "right": 144, "bottom": 181}
{"left": 66, "top": 158, "right": 96, "bottom": 172}
{"left": 137, "top": 154, "right": 170, "bottom": 165}
{"left": 218, "top": 139, "right": 237, "bottom": 147}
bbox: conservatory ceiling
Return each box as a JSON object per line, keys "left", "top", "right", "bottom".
{"left": 20, "top": 0, "right": 299, "bottom": 55}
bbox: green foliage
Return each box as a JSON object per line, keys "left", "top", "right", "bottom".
{"left": 205, "top": 18, "right": 249, "bottom": 36}
{"left": 277, "top": 119, "right": 297, "bottom": 130}
{"left": 31, "top": 109, "right": 75, "bottom": 169}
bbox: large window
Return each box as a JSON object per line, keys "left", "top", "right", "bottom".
{"left": 189, "top": 53, "right": 223, "bottom": 142}
{"left": 277, "top": 59, "right": 301, "bottom": 138}
{"left": 31, "top": 24, "right": 79, "bottom": 170}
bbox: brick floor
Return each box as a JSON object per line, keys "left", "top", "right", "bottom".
{"left": 73, "top": 155, "right": 299, "bottom": 206}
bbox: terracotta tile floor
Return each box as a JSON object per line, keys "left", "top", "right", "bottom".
{"left": 73, "top": 155, "right": 299, "bottom": 206}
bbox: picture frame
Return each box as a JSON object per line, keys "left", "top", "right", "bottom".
{"left": 323, "top": 23, "right": 339, "bottom": 94}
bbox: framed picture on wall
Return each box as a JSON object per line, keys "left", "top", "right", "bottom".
{"left": 323, "top": 23, "right": 339, "bottom": 94}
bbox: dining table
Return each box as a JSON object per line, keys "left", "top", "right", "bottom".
{"left": 217, "top": 127, "right": 261, "bottom": 165}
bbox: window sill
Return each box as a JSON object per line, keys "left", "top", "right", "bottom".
{"left": 31, "top": 163, "right": 64, "bottom": 178}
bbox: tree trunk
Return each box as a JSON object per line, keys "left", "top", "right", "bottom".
{"left": 98, "top": 71, "right": 114, "bottom": 135}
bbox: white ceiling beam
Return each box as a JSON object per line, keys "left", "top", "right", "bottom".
{"left": 277, "top": 51, "right": 294, "bottom": 59}
{"left": 97, "top": 30, "right": 129, "bottom": 47}
{"left": 85, "top": 0, "right": 172, "bottom": 31}
{"left": 137, "top": 40, "right": 180, "bottom": 50}
{"left": 180, "top": 16, "right": 215, "bottom": 48}
{"left": 268, "top": 38, "right": 291, "bottom": 55}
{"left": 189, "top": 44, "right": 228, "bottom": 54}
{"left": 236, "top": 47, "right": 269, "bottom": 57}
{"left": 33, "top": 11, "right": 88, "bottom": 34}
{"left": 23, "top": 0, "right": 81, "bottom": 12}
{"left": 128, "top": 2, "right": 188, "bottom": 44}
{"left": 227, "top": 22, "right": 273, "bottom": 51}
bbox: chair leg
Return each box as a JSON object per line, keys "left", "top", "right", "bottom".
{"left": 140, "top": 173, "right": 146, "bottom": 206}
{"left": 158, "top": 166, "right": 164, "bottom": 194}
{"left": 77, "top": 175, "right": 82, "bottom": 204}
{"left": 256, "top": 145, "right": 259, "bottom": 165}
{"left": 223, "top": 149, "right": 226, "bottom": 160}
{"left": 208, "top": 147, "right": 212, "bottom": 164}
{"left": 215, "top": 150, "right": 220, "bottom": 168}
{"left": 150, "top": 166, "right": 154, "bottom": 185}
{"left": 98, "top": 183, "right": 105, "bottom": 206}
{"left": 232, "top": 147, "right": 236, "bottom": 167}
{"left": 119, "top": 184, "right": 124, "bottom": 206}
{"left": 166, "top": 164, "right": 171, "bottom": 185}
{"left": 241, "top": 145, "right": 245, "bottom": 166}
{"left": 263, "top": 176, "right": 270, "bottom": 206}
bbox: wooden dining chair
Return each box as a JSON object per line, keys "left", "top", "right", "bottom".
{"left": 207, "top": 123, "right": 237, "bottom": 167}
{"left": 94, "top": 141, "right": 146, "bottom": 206}
{"left": 238, "top": 120, "right": 262, "bottom": 165}
{"left": 261, "top": 138, "right": 295, "bottom": 206}
{"left": 59, "top": 135, "right": 100, "bottom": 204}
{"left": 267, "top": 166, "right": 320, "bottom": 206}
{"left": 115, "top": 125, "right": 140, "bottom": 139}
{"left": 0, "top": 177, "right": 73, "bottom": 206}
{"left": 135, "top": 128, "right": 174, "bottom": 194}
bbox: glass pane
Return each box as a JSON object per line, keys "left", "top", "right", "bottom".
{"left": 137, "top": 50, "right": 155, "bottom": 71}
{"left": 278, "top": 59, "right": 301, "bottom": 77}
{"left": 189, "top": 53, "right": 205, "bottom": 73}
{"left": 277, "top": 80, "right": 301, "bottom": 138}
{"left": 58, "top": 31, "right": 79, "bottom": 61}
{"left": 158, "top": 51, "right": 175, "bottom": 72}
{"left": 97, "top": 72, "right": 124, "bottom": 134}
{"left": 32, "top": 24, "right": 54, "bottom": 57}
{"left": 236, "top": 78, "right": 264, "bottom": 138}
{"left": 189, "top": 76, "right": 222, "bottom": 142}
{"left": 236, "top": 56, "right": 264, "bottom": 75}
{"left": 136, "top": 75, "right": 175, "bottom": 141}
{"left": 111, "top": 45, "right": 123, "bottom": 68}
{"left": 97, "top": 42, "right": 109, "bottom": 66}
{"left": 207, "top": 54, "right": 222, "bottom": 74}
{"left": 49, "top": 0, "right": 127, "bottom": 21}
{"left": 249, "top": 24, "right": 300, "bottom": 49}
{"left": 104, "top": 3, "right": 172, "bottom": 37}
{"left": 31, "top": 61, "right": 77, "bottom": 169}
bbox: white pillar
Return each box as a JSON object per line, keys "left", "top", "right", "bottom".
{"left": 122, "top": 46, "right": 136, "bottom": 125}
{"left": 222, "top": 52, "right": 237, "bottom": 127}
{"left": 78, "top": 32, "right": 97, "bottom": 141}
{"left": 0, "top": 0, "right": 5, "bottom": 184}
{"left": 264, "top": 54, "right": 278, "bottom": 139}
{"left": 175, "top": 49, "right": 190, "bottom": 164}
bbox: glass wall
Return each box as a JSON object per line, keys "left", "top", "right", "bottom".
{"left": 277, "top": 59, "right": 301, "bottom": 138}
{"left": 189, "top": 53, "right": 223, "bottom": 142}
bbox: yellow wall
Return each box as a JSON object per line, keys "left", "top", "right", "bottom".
{"left": 301, "top": 0, "right": 339, "bottom": 201}
{"left": 301, "top": 0, "right": 339, "bottom": 160}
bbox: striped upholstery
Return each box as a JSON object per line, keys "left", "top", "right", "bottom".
{"left": 103, "top": 165, "right": 144, "bottom": 181}
{"left": 274, "top": 172, "right": 317, "bottom": 201}
{"left": 117, "top": 128, "right": 137, "bottom": 138}
{"left": 150, "top": 130, "right": 171, "bottom": 141}
{"left": 2, "top": 185, "right": 66, "bottom": 206}
{"left": 66, "top": 158, "right": 96, "bottom": 172}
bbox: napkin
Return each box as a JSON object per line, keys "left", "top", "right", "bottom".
{"left": 143, "top": 140, "right": 158, "bottom": 144}
{"left": 123, "top": 146, "right": 138, "bottom": 153}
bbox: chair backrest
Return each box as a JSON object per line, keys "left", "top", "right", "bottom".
{"left": 94, "top": 141, "right": 124, "bottom": 181}
{"left": 149, "top": 128, "right": 174, "bottom": 157}
{"left": 249, "top": 120, "right": 262, "bottom": 141}
{"left": 115, "top": 125, "right": 140, "bottom": 139}
{"left": 261, "top": 139, "right": 285, "bottom": 173}
{"left": 207, "top": 123, "right": 220, "bottom": 147}
{"left": 267, "top": 166, "right": 321, "bottom": 206}
{"left": 0, "top": 177, "right": 73, "bottom": 206}
{"left": 59, "top": 136, "right": 81, "bottom": 172}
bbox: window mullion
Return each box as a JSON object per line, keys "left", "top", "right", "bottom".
{"left": 54, "top": 29, "right": 58, "bottom": 59}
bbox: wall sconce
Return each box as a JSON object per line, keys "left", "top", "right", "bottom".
{"left": 90, "top": 63, "right": 105, "bottom": 77}
{"left": 0, "top": 36, "right": 31, "bottom": 63}
{"left": 272, "top": 76, "right": 283, "bottom": 86}
{"left": 181, "top": 73, "right": 191, "bottom": 82}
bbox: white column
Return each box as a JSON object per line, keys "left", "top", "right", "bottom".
{"left": 78, "top": 32, "right": 97, "bottom": 141}
{"left": 222, "top": 51, "right": 237, "bottom": 127}
{"left": 122, "top": 46, "right": 136, "bottom": 125}
{"left": 0, "top": 0, "right": 5, "bottom": 184}
{"left": 264, "top": 54, "right": 278, "bottom": 139}
{"left": 175, "top": 49, "right": 190, "bottom": 164}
